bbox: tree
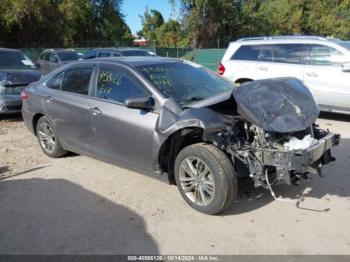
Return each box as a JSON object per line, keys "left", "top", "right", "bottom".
{"left": 171, "top": 0, "right": 350, "bottom": 47}
{"left": 0, "top": 0, "right": 132, "bottom": 47}
{"left": 155, "top": 19, "right": 189, "bottom": 47}
{"left": 138, "top": 8, "right": 165, "bottom": 41}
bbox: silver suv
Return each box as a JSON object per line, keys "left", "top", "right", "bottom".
{"left": 219, "top": 36, "right": 350, "bottom": 114}
{"left": 37, "top": 49, "right": 80, "bottom": 75}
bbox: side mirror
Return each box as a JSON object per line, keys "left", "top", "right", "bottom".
{"left": 341, "top": 63, "right": 350, "bottom": 72}
{"left": 125, "top": 95, "right": 155, "bottom": 110}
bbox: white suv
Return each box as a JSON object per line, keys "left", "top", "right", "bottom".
{"left": 219, "top": 36, "right": 350, "bottom": 114}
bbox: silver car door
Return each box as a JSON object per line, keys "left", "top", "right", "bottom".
{"left": 88, "top": 64, "right": 158, "bottom": 174}
{"left": 43, "top": 65, "right": 96, "bottom": 154}
{"left": 303, "top": 44, "right": 350, "bottom": 112}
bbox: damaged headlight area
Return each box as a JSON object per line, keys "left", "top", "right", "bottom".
{"left": 211, "top": 120, "right": 340, "bottom": 191}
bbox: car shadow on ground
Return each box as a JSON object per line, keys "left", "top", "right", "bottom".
{"left": 223, "top": 138, "right": 350, "bottom": 215}
{"left": 0, "top": 113, "right": 23, "bottom": 122}
{"left": 0, "top": 178, "right": 158, "bottom": 254}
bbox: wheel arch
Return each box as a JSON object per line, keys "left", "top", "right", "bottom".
{"left": 158, "top": 127, "right": 205, "bottom": 185}
{"left": 235, "top": 78, "right": 253, "bottom": 85}
{"left": 32, "top": 113, "right": 45, "bottom": 136}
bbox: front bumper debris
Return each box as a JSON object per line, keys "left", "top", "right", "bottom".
{"left": 256, "top": 132, "right": 340, "bottom": 171}
{"left": 0, "top": 95, "right": 22, "bottom": 114}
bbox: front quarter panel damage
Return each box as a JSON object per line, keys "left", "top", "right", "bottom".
{"left": 153, "top": 98, "right": 230, "bottom": 180}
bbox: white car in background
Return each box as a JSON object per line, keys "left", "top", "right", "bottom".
{"left": 219, "top": 36, "right": 350, "bottom": 114}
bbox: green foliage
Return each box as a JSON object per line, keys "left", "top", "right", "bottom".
{"left": 154, "top": 19, "right": 190, "bottom": 47}
{"left": 138, "top": 8, "right": 190, "bottom": 47}
{"left": 172, "top": 0, "right": 350, "bottom": 47}
{"left": 0, "top": 0, "right": 132, "bottom": 47}
{"left": 138, "top": 8, "right": 165, "bottom": 41}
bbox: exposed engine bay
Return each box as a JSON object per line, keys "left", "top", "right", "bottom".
{"left": 206, "top": 78, "right": 340, "bottom": 193}
{"left": 211, "top": 120, "right": 339, "bottom": 190}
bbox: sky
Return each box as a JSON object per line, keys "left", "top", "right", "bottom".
{"left": 122, "top": 0, "right": 179, "bottom": 35}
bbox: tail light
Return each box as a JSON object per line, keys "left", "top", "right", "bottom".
{"left": 218, "top": 63, "right": 225, "bottom": 75}
{"left": 20, "top": 91, "right": 29, "bottom": 101}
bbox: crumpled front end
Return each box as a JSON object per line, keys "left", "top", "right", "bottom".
{"left": 208, "top": 78, "right": 340, "bottom": 189}
{"left": 0, "top": 70, "right": 41, "bottom": 114}
{"left": 211, "top": 120, "right": 340, "bottom": 189}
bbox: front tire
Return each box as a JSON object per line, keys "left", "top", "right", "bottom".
{"left": 36, "top": 116, "right": 67, "bottom": 158}
{"left": 174, "top": 143, "right": 237, "bottom": 215}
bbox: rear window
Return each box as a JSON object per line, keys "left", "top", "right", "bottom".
{"left": 231, "top": 45, "right": 261, "bottom": 61}
{"left": 57, "top": 51, "right": 79, "bottom": 61}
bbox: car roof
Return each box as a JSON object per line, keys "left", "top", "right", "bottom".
{"left": 70, "top": 56, "right": 182, "bottom": 67}
{"left": 0, "top": 47, "right": 23, "bottom": 53}
{"left": 90, "top": 47, "right": 152, "bottom": 52}
{"left": 230, "top": 35, "right": 342, "bottom": 45}
{"left": 42, "top": 48, "right": 76, "bottom": 53}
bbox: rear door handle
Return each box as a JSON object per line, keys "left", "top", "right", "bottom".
{"left": 90, "top": 107, "right": 102, "bottom": 116}
{"left": 45, "top": 96, "right": 54, "bottom": 102}
{"left": 306, "top": 72, "right": 318, "bottom": 77}
{"left": 258, "top": 66, "right": 268, "bottom": 71}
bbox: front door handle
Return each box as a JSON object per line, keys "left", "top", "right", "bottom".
{"left": 45, "top": 96, "right": 54, "bottom": 102}
{"left": 258, "top": 66, "right": 268, "bottom": 71}
{"left": 90, "top": 107, "right": 102, "bottom": 116}
{"left": 306, "top": 72, "right": 318, "bottom": 77}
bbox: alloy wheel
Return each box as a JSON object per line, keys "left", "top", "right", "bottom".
{"left": 38, "top": 122, "right": 56, "bottom": 154}
{"left": 179, "top": 157, "right": 215, "bottom": 206}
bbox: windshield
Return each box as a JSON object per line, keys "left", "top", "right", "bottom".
{"left": 0, "top": 51, "right": 36, "bottom": 69}
{"left": 57, "top": 51, "right": 79, "bottom": 61}
{"left": 137, "top": 62, "right": 234, "bottom": 105}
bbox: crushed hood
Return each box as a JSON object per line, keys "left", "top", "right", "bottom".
{"left": 232, "top": 78, "right": 320, "bottom": 133}
{"left": 0, "top": 70, "right": 42, "bottom": 86}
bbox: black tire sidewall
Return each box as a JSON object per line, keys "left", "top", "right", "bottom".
{"left": 174, "top": 143, "right": 236, "bottom": 215}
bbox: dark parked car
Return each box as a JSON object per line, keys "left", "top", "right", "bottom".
{"left": 21, "top": 57, "right": 339, "bottom": 214}
{"left": 36, "top": 49, "right": 80, "bottom": 74}
{"left": 84, "top": 48, "right": 157, "bottom": 59}
{"left": 0, "top": 48, "right": 41, "bottom": 114}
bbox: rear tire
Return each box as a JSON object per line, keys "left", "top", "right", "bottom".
{"left": 36, "top": 116, "right": 67, "bottom": 158}
{"left": 174, "top": 143, "right": 237, "bottom": 215}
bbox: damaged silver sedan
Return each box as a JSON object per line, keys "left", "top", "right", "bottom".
{"left": 21, "top": 57, "right": 340, "bottom": 214}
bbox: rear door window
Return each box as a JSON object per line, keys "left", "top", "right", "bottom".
{"left": 61, "top": 67, "right": 93, "bottom": 95}
{"left": 98, "top": 51, "right": 111, "bottom": 58}
{"left": 85, "top": 50, "right": 97, "bottom": 59}
{"left": 96, "top": 66, "right": 147, "bottom": 103}
{"left": 259, "top": 44, "right": 307, "bottom": 64}
{"left": 259, "top": 45, "right": 274, "bottom": 62}
{"left": 272, "top": 44, "right": 306, "bottom": 64}
{"left": 231, "top": 45, "right": 261, "bottom": 61}
{"left": 308, "top": 44, "right": 344, "bottom": 66}
{"left": 46, "top": 72, "right": 63, "bottom": 90}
